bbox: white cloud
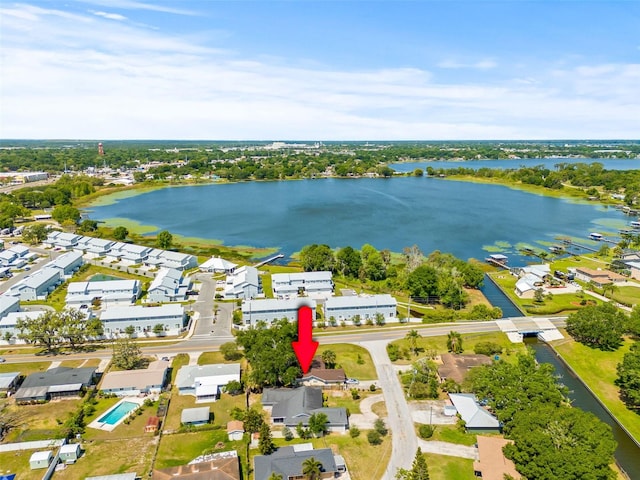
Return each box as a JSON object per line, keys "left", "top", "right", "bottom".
{"left": 0, "top": 3, "right": 638, "bottom": 140}
{"left": 90, "top": 10, "right": 127, "bottom": 21}
{"left": 76, "top": 0, "right": 198, "bottom": 16}
{"left": 437, "top": 59, "right": 498, "bottom": 70}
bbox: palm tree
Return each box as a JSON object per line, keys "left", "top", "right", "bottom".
{"left": 302, "top": 457, "right": 323, "bottom": 480}
{"left": 446, "top": 331, "right": 463, "bottom": 354}
{"left": 405, "top": 329, "right": 420, "bottom": 356}
{"left": 602, "top": 283, "right": 619, "bottom": 299}
{"left": 268, "top": 473, "right": 284, "bottom": 480}
{"left": 321, "top": 349, "right": 336, "bottom": 369}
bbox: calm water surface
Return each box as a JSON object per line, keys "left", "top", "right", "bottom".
{"left": 88, "top": 176, "right": 633, "bottom": 264}
{"left": 391, "top": 157, "right": 640, "bottom": 172}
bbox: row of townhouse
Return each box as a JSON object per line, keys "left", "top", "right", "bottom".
{"left": 0, "top": 245, "right": 39, "bottom": 269}
{"left": 240, "top": 294, "right": 397, "bottom": 328}
{"left": 44, "top": 232, "right": 198, "bottom": 270}
{"left": 224, "top": 269, "right": 334, "bottom": 301}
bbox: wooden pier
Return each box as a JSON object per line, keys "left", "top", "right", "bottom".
{"left": 253, "top": 253, "right": 285, "bottom": 267}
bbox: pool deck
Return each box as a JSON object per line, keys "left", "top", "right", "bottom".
{"left": 88, "top": 397, "right": 145, "bottom": 432}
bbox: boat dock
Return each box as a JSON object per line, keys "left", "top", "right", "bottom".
{"left": 485, "top": 254, "right": 510, "bottom": 269}
{"left": 253, "top": 253, "right": 285, "bottom": 267}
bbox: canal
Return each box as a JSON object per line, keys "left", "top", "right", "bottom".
{"left": 480, "top": 274, "right": 524, "bottom": 318}
{"left": 528, "top": 339, "right": 640, "bottom": 479}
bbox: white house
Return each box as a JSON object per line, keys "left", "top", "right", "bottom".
{"left": 241, "top": 298, "right": 316, "bottom": 328}
{"left": 146, "top": 268, "right": 190, "bottom": 303}
{"left": 6, "top": 268, "right": 62, "bottom": 301}
{"left": 224, "top": 266, "right": 261, "bottom": 300}
{"left": 0, "top": 245, "right": 38, "bottom": 268}
{"left": 144, "top": 249, "right": 198, "bottom": 270}
{"left": 0, "top": 310, "right": 49, "bottom": 339}
{"left": 29, "top": 450, "right": 54, "bottom": 470}
{"left": 99, "top": 304, "right": 185, "bottom": 337}
{"left": 74, "top": 236, "right": 116, "bottom": 256}
{"left": 100, "top": 359, "right": 169, "bottom": 396}
{"left": 106, "top": 242, "right": 153, "bottom": 264}
{"left": 448, "top": 393, "right": 500, "bottom": 432}
{"left": 271, "top": 271, "right": 334, "bottom": 299}
{"left": 323, "top": 294, "right": 397, "bottom": 324}
{"left": 199, "top": 256, "right": 237, "bottom": 273}
{"left": 47, "top": 251, "right": 84, "bottom": 277}
{"left": 65, "top": 279, "right": 141, "bottom": 307}
{"left": 175, "top": 363, "right": 241, "bottom": 402}
{"left": 0, "top": 294, "right": 20, "bottom": 319}
{"left": 43, "top": 231, "right": 82, "bottom": 250}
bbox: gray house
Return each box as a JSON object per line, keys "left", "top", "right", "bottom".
{"left": 254, "top": 444, "right": 338, "bottom": 480}
{"left": 15, "top": 366, "right": 96, "bottom": 403}
{"left": 448, "top": 393, "right": 501, "bottom": 432}
{"left": 224, "top": 266, "right": 261, "bottom": 300}
{"left": 6, "top": 267, "right": 62, "bottom": 300}
{"left": 175, "top": 363, "right": 241, "bottom": 402}
{"left": 0, "top": 294, "right": 20, "bottom": 319}
{"left": 48, "top": 251, "right": 84, "bottom": 277}
{"left": 181, "top": 406, "right": 210, "bottom": 426}
{"left": 262, "top": 386, "right": 348, "bottom": 433}
{"left": 146, "top": 268, "right": 190, "bottom": 303}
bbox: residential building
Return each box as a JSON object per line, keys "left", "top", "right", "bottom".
{"left": 15, "top": 366, "right": 96, "bottom": 403}
{"left": 106, "top": 242, "right": 153, "bottom": 264}
{"left": 43, "top": 231, "right": 82, "bottom": 250}
{"left": 473, "top": 436, "right": 522, "bottom": 480}
{"left": 66, "top": 279, "right": 141, "bottom": 307}
{"left": 0, "top": 372, "right": 20, "bottom": 393}
{"left": 6, "top": 268, "right": 62, "bottom": 300}
{"left": 437, "top": 354, "right": 493, "bottom": 384}
{"left": 145, "top": 416, "right": 160, "bottom": 433}
{"left": 99, "top": 360, "right": 169, "bottom": 396}
{"left": 0, "top": 171, "right": 48, "bottom": 183}
{"left": 573, "top": 267, "right": 627, "bottom": 287}
{"left": 448, "top": 393, "right": 500, "bottom": 432}
{"left": 0, "top": 310, "right": 48, "bottom": 339}
{"left": 59, "top": 443, "right": 81, "bottom": 463}
{"left": 199, "top": 256, "right": 237, "bottom": 273}
{"left": 0, "top": 245, "right": 38, "bottom": 268}
{"left": 262, "top": 386, "right": 348, "bottom": 433}
{"left": 0, "top": 294, "right": 20, "bottom": 319}
{"left": 152, "top": 452, "right": 241, "bottom": 480}
{"left": 74, "top": 237, "right": 115, "bottom": 256}
{"left": 175, "top": 363, "right": 241, "bottom": 402}
{"left": 144, "top": 249, "right": 198, "bottom": 270}
{"left": 300, "top": 357, "right": 346, "bottom": 388}
{"left": 224, "top": 266, "right": 261, "bottom": 300}
{"left": 323, "top": 294, "right": 397, "bottom": 323}
{"left": 271, "top": 271, "right": 333, "bottom": 298}
{"left": 47, "top": 251, "right": 84, "bottom": 277}
{"left": 623, "top": 260, "right": 640, "bottom": 280}
{"left": 241, "top": 298, "right": 316, "bottom": 328}
{"left": 181, "top": 406, "right": 210, "bottom": 426}
{"left": 147, "top": 268, "right": 191, "bottom": 303}
{"left": 227, "top": 420, "right": 244, "bottom": 441}
{"left": 99, "top": 304, "right": 185, "bottom": 337}
{"left": 30, "top": 450, "right": 54, "bottom": 470}
{"left": 254, "top": 444, "right": 338, "bottom": 480}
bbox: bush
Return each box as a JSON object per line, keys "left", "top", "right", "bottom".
{"left": 387, "top": 343, "right": 401, "bottom": 361}
{"left": 283, "top": 426, "right": 294, "bottom": 441}
{"left": 351, "top": 388, "right": 360, "bottom": 400}
{"left": 418, "top": 424, "right": 435, "bottom": 439}
{"left": 350, "top": 426, "right": 361, "bottom": 438}
{"left": 473, "top": 341, "right": 503, "bottom": 356}
{"left": 369, "top": 384, "right": 377, "bottom": 392}
{"left": 374, "top": 419, "right": 388, "bottom": 436}
{"left": 367, "top": 430, "right": 382, "bottom": 445}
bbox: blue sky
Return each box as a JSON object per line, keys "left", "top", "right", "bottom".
{"left": 1, "top": 1, "right": 638, "bottom": 140}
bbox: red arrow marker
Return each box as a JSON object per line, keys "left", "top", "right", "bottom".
{"left": 292, "top": 305, "right": 319, "bottom": 374}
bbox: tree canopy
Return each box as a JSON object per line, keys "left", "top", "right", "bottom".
{"left": 299, "top": 244, "right": 335, "bottom": 272}
{"left": 566, "top": 303, "right": 627, "bottom": 351}
{"left": 615, "top": 342, "right": 640, "bottom": 410}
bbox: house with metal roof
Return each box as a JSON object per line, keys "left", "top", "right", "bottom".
{"left": 66, "top": 279, "right": 141, "bottom": 307}
{"left": 0, "top": 372, "right": 20, "bottom": 392}
{"left": 175, "top": 363, "right": 241, "bottom": 402}
{"left": 74, "top": 236, "right": 116, "bottom": 256}
{"left": 106, "top": 242, "right": 153, "bottom": 264}
{"left": 262, "top": 386, "right": 348, "bottom": 433}
{"left": 224, "top": 266, "right": 261, "bottom": 300}
{"left": 147, "top": 268, "right": 190, "bottom": 303}
{"left": 0, "top": 310, "right": 48, "bottom": 339}
{"left": 0, "top": 245, "right": 37, "bottom": 268}
{"left": 448, "top": 393, "right": 500, "bottom": 432}
{"left": 254, "top": 444, "right": 338, "bottom": 480}
{"left": 271, "top": 271, "right": 333, "bottom": 299}
{"left": 144, "top": 249, "right": 198, "bottom": 271}
{"left": 6, "top": 267, "right": 62, "bottom": 300}
{"left": 100, "top": 360, "right": 169, "bottom": 396}
{"left": 0, "top": 294, "right": 20, "bottom": 319}
{"left": 99, "top": 304, "right": 185, "bottom": 337}
{"left": 323, "top": 294, "right": 397, "bottom": 324}
{"left": 15, "top": 366, "right": 96, "bottom": 403}
{"left": 241, "top": 298, "right": 316, "bottom": 328}
{"left": 199, "top": 256, "right": 237, "bottom": 273}
{"left": 44, "top": 231, "right": 82, "bottom": 250}
{"left": 181, "top": 406, "right": 210, "bottom": 426}
{"left": 47, "top": 251, "right": 84, "bottom": 277}
{"left": 29, "top": 450, "right": 54, "bottom": 470}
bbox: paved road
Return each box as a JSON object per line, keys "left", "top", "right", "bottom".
{"left": 364, "top": 340, "right": 418, "bottom": 479}
{"left": 0, "top": 245, "right": 64, "bottom": 293}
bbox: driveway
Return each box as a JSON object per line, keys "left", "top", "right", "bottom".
{"left": 189, "top": 273, "right": 235, "bottom": 341}
{"left": 408, "top": 400, "right": 456, "bottom": 425}
{"left": 349, "top": 393, "right": 384, "bottom": 429}
{"left": 362, "top": 340, "right": 418, "bottom": 480}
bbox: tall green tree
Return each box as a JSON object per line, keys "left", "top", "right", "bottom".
{"left": 321, "top": 349, "right": 336, "bottom": 369}
{"left": 258, "top": 422, "right": 276, "bottom": 455}
{"left": 615, "top": 342, "right": 640, "bottom": 409}
{"left": 113, "top": 226, "right": 129, "bottom": 241}
{"left": 156, "top": 230, "right": 173, "bottom": 249}
{"left": 111, "top": 337, "right": 142, "bottom": 370}
{"left": 406, "top": 265, "right": 438, "bottom": 300}
{"left": 21, "top": 223, "right": 49, "bottom": 244}
{"left": 398, "top": 447, "right": 430, "bottom": 480}
{"left": 16, "top": 310, "right": 63, "bottom": 353}
{"left": 52, "top": 204, "right": 80, "bottom": 224}
{"left": 301, "top": 457, "right": 323, "bottom": 480}
{"left": 299, "top": 244, "right": 335, "bottom": 272}
{"left": 566, "top": 303, "right": 627, "bottom": 351}
{"left": 405, "top": 329, "right": 421, "bottom": 356}
{"left": 335, "top": 246, "right": 362, "bottom": 277}
{"left": 308, "top": 412, "right": 328, "bottom": 437}
{"left": 446, "top": 331, "right": 463, "bottom": 353}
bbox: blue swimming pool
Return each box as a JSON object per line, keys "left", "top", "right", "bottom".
{"left": 98, "top": 401, "right": 139, "bottom": 425}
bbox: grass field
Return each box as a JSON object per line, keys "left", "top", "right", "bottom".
{"left": 317, "top": 343, "right": 377, "bottom": 380}
{"left": 0, "top": 361, "right": 50, "bottom": 375}
{"left": 155, "top": 429, "right": 244, "bottom": 469}
{"left": 424, "top": 453, "right": 475, "bottom": 480}
{"left": 427, "top": 424, "right": 477, "bottom": 446}
{"left": 552, "top": 336, "right": 640, "bottom": 443}
{"left": 162, "top": 390, "right": 246, "bottom": 432}
{"left": 1, "top": 398, "right": 79, "bottom": 442}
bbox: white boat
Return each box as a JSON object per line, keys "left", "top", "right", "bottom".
{"left": 589, "top": 233, "right": 603, "bottom": 241}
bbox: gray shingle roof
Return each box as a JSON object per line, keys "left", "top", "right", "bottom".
{"left": 254, "top": 446, "right": 337, "bottom": 480}
{"left": 262, "top": 387, "right": 347, "bottom": 427}
{"left": 20, "top": 366, "right": 96, "bottom": 389}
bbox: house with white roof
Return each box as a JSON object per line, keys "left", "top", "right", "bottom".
{"left": 0, "top": 245, "right": 38, "bottom": 268}
{"left": 74, "top": 236, "right": 116, "bottom": 256}
{"left": 0, "top": 310, "right": 47, "bottom": 339}
{"left": 105, "top": 242, "right": 153, "bottom": 264}
{"left": 6, "top": 268, "right": 62, "bottom": 301}
{"left": 199, "top": 256, "right": 237, "bottom": 273}
{"left": 271, "top": 271, "right": 334, "bottom": 299}
{"left": 47, "top": 251, "right": 84, "bottom": 277}
{"left": 43, "top": 231, "right": 82, "bottom": 250}
{"left": 448, "top": 393, "right": 500, "bottom": 432}
{"left": 323, "top": 294, "right": 397, "bottom": 324}
{"left": 0, "top": 294, "right": 20, "bottom": 320}
{"left": 65, "top": 279, "right": 141, "bottom": 307}
{"left": 514, "top": 264, "right": 550, "bottom": 298}
{"left": 100, "top": 359, "right": 169, "bottom": 396}
{"left": 144, "top": 249, "right": 198, "bottom": 270}
{"left": 147, "top": 268, "right": 191, "bottom": 303}
{"left": 99, "top": 304, "right": 185, "bottom": 337}
{"left": 224, "top": 266, "right": 261, "bottom": 300}
{"left": 241, "top": 298, "right": 316, "bottom": 328}
{"left": 175, "top": 363, "right": 241, "bottom": 402}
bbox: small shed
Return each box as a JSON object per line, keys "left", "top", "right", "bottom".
{"left": 226, "top": 420, "right": 245, "bottom": 441}
{"left": 60, "top": 443, "right": 81, "bottom": 463}
{"left": 145, "top": 416, "right": 160, "bottom": 433}
{"left": 181, "top": 406, "right": 210, "bottom": 426}
{"left": 29, "top": 450, "right": 53, "bottom": 470}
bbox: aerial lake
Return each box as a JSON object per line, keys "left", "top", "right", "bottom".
{"left": 86, "top": 174, "right": 636, "bottom": 265}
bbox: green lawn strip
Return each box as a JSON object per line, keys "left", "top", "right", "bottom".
{"left": 317, "top": 343, "right": 377, "bottom": 380}
{"left": 611, "top": 285, "right": 640, "bottom": 306}
{"left": 170, "top": 353, "right": 189, "bottom": 383}
{"left": 0, "top": 346, "right": 43, "bottom": 355}
{"left": 426, "top": 424, "right": 477, "bottom": 446}
{"left": 552, "top": 336, "right": 640, "bottom": 443}
{"left": 423, "top": 453, "right": 475, "bottom": 480}
{"left": 155, "top": 430, "right": 244, "bottom": 469}
{"left": 83, "top": 396, "right": 120, "bottom": 426}
{"left": 324, "top": 389, "right": 378, "bottom": 415}
{"left": 0, "top": 361, "right": 50, "bottom": 375}
{"left": 197, "top": 351, "right": 244, "bottom": 366}
{"left": 60, "top": 359, "right": 86, "bottom": 368}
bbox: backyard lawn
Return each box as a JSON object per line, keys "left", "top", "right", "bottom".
{"left": 1, "top": 398, "right": 80, "bottom": 442}
{"left": 155, "top": 429, "right": 244, "bottom": 469}
{"left": 317, "top": 343, "right": 377, "bottom": 380}
{"left": 424, "top": 453, "right": 475, "bottom": 480}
